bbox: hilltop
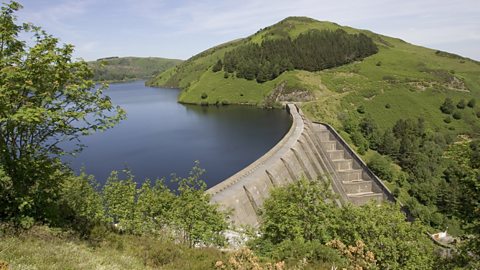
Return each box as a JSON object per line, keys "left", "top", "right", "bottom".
{"left": 148, "top": 16, "right": 480, "bottom": 134}
{"left": 89, "top": 56, "right": 182, "bottom": 83}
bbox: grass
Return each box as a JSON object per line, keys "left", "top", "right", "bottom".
{"left": 150, "top": 16, "right": 480, "bottom": 138}
{"left": 0, "top": 226, "right": 226, "bottom": 270}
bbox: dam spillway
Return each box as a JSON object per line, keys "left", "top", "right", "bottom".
{"left": 207, "top": 104, "right": 395, "bottom": 227}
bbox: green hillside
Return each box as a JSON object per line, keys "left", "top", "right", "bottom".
{"left": 148, "top": 16, "right": 480, "bottom": 134}
{"left": 90, "top": 56, "right": 182, "bottom": 83}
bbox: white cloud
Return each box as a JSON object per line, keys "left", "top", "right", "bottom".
{"left": 15, "top": 0, "right": 480, "bottom": 60}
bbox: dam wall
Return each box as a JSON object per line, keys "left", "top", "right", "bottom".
{"left": 207, "top": 104, "right": 395, "bottom": 227}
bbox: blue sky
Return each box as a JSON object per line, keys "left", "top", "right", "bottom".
{"left": 15, "top": 0, "right": 480, "bottom": 61}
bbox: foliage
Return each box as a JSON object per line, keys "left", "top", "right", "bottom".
{"left": 457, "top": 99, "right": 466, "bottom": 109}
{"left": 215, "top": 248, "right": 285, "bottom": 270}
{"left": 171, "top": 163, "right": 228, "bottom": 247}
{"left": 253, "top": 179, "right": 434, "bottom": 269}
{"left": 103, "top": 170, "right": 138, "bottom": 232}
{"left": 452, "top": 111, "right": 462, "bottom": 119}
{"left": 0, "top": 1, "right": 125, "bottom": 223}
{"left": 212, "top": 59, "right": 223, "bottom": 72}
{"left": 367, "top": 153, "right": 395, "bottom": 181}
{"left": 440, "top": 97, "right": 455, "bottom": 114}
{"left": 223, "top": 29, "right": 377, "bottom": 83}
{"left": 468, "top": 98, "right": 476, "bottom": 108}
{"left": 89, "top": 57, "right": 182, "bottom": 82}
{"left": 326, "top": 240, "right": 376, "bottom": 270}
{"left": 0, "top": 225, "right": 227, "bottom": 270}
{"left": 268, "top": 239, "right": 346, "bottom": 268}
{"left": 59, "top": 172, "right": 105, "bottom": 236}
{"left": 334, "top": 203, "right": 434, "bottom": 269}
{"left": 258, "top": 178, "right": 338, "bottom": 245}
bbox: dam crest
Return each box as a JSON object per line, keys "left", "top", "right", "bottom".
{"left": 207, "top": 104, "right": 395, "bottom": 227}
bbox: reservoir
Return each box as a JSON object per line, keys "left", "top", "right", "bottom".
{"left": 63, "top": 81, "right": 292, "bottom": 189}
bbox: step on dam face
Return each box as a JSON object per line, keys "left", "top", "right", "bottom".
{"left": 207, "top": 104, "right": 395, "bottom": 227}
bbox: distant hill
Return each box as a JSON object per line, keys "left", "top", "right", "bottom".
{"left": 89, "top": 57, "right": 182, "bottom": 83}
{"left": 148, "top": 16, "right": 480, "bottom": 135}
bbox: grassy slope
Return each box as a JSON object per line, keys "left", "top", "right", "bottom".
{"left": 89, "top": 57, "right": 182, "bottom": 83}
{"left": 149, "top": 16, "right": 480, "bottom": 136}
{"left": 0, "top": 226, "right": 225, "bottom": 270}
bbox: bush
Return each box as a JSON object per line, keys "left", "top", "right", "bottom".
{"left": 453, "top": 111, "right": 462, "bottom": 120}
{"left": 357, "top": 105, "right": 366, "bottom": 114}
{"left": 212, "top": 59, "right": 223, "bottom": 72}
{"left": 444, "top": 116, "right": 452, "bottom": 123}
{"left": 385, "top": 103, "right": 391, "bottom": 109}
{"left": 367, "top": 153, "right": 395, "bottom": 181}
{"left": 468, "top": 98, "right": 476, "bottom": 108}
{"left": 440, "top": 98, "right": 455, "bottom": 114}
{"left": 351, "top": 131, "right": 369, "bottom": 155}
{"left": 201, "top": 92, "right": 208, "bottom": 99}
{"left": 457, "top": 99, "right": 466, "bottom": 109}
{"left": 270, "top": 239, "right": 346, "bottom": 267}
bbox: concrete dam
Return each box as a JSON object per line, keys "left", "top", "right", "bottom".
{"left": 207, "top": 104, "right": 395, "bottom": 227}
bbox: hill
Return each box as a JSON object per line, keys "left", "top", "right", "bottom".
{"left": 148, "top": 16, "right": 480, "bottom": 135}
{"left": 148, "top": 17, "right": 480, "bottom": 237}
{"left": 90, "top": 56, "right": 182, "bottom": 83}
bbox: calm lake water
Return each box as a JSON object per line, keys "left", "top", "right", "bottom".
{"left": 63, "top": 81, "right": 291, "bottom": 189}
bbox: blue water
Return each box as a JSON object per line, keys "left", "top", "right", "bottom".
{"left": 62, "top": 81, "right": 291, "bottom": 189}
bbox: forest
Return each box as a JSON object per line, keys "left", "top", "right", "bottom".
{"left": 216, "top": 29, "right": 378, "bottom": 83}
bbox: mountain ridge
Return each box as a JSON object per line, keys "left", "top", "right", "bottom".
{"left": 89, "top": 56, "right": 182, "bottom": 83}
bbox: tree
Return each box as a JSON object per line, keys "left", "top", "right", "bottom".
{"left": 103, "top": 170, "right": 137, "bottom": 232}
{"left": 259, "top": 178, "right": 338, "bottom": 245}
{"left": 0, "top": 2, "right": 125, "bottom": 221}
{"left": 440, "top": 97, "right": 455, "bottom": 114}
{"left": 335, "top": 203, "right": 435, "bottom": 269}
{"left": 172, "top": 162, "right": 228, "bottom": 247}
{"left": 59, "top": 171, "right": 105, "bottom": 236}
{"left": 367, "top": 153, "right": 395, "bottom": 182}
{"left": 212, "top": 59, "right": 223, "bottom": 72}
{"left": 255, "top": 179, "right": 435, "bottom": 269}
{"left": 135, "top": 178, "right": 175, "bottom": 235}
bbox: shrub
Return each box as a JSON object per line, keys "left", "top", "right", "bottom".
{"left": 376, "top": 61, "right": 382, "bottom": 66}
{"left": 212, "top": 59, "right": 223, "bottom": 72}
{"left": 453, "top": 111, "right": 462, "bottom": 120}
{"left": 221, "top": 100, "right": 230, "bottom": 106}
{"left": 468, "top": 98, "right": 476, "bottom": 108}
{"left": 440, "top": 98, "right": 455, "bottom": 114}
{"left": 367, "top": 153, "right": 395, "bottom": 181}
{"left": 270, "top": 239, "right": 346, "bottom": 267}
{"left": 351, "top": 131, "right": 369, "bottom": 155}
{"left": 357, "top": 105, "right": 366, "bottom": 114}
{"left": 444, "top": 116, "right": 452, "bottom": 123}
{"left": 385, "top": 103, "right": 391, "bottom": 109}
{"left": 457, "top": 99, "right": 466, "bottom": 109}
{"left": 201, "top": 92, "right": 208, "bottom": 99}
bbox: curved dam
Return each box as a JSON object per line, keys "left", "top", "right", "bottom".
{"left": 207, "top": 104, "right": 395, "bottom": 227}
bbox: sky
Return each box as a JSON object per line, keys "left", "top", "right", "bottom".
{"left": 15, "top": 0, "right": 480, "bottom": 61}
